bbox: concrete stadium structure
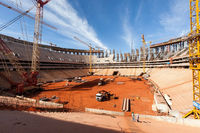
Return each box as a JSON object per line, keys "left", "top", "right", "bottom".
{"left": 0, "top": 34, "right": 193, "bottom": 119}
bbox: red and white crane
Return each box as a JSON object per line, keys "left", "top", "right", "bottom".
{"left": 0, "top": 0, "right": 51, "bottom": 95}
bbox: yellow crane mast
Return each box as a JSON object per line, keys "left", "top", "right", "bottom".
{"left": 141, "top": 34, "right": 152, "bottom": 73}
{"left": 74, "top": 36, "right": 94, "bottom": 75}
{"left": 183, "top": 0, "right": 200, "bottom": 119}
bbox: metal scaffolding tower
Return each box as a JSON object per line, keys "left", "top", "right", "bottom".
{"left": 183, "top": 0, "right": 200, "bottom": 119}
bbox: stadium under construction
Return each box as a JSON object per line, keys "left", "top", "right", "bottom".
{"left": 1, "top": 0, "right": 200, "bottom": 133}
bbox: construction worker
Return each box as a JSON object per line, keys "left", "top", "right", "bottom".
{"left": 136, "top": 114, "right": 140, "bottom": 122}
{"left": 166, "top": 62, "right": 170, "bottom": 66}
{"left": 131, "top": 112, "right": 135, "bottom": 121}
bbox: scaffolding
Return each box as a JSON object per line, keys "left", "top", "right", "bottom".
{"left": 183, "top": 0, "right": 200, "bottom": 119}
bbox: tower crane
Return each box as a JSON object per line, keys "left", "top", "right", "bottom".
{"left": 0, "top": 6, "right": 34, "bottom": 31}
{"left": 0, "top": 38, "right": 37, "bottom": 94}
{"left": 74, "top": 36, "right": 95, "bottom": 75}
{"left": 141, "top": 34, "right": 152, "bottom": 73}
{"left": 183, "top": 0, "right": 200, "bottom": 119}
{"left": 31, "top": 0, "right": 50, "bottom": 72}
{"left": 0, "top": 1, "right": 56, "bottom": 30}
{"left": 0, "top": 0, "right": 51, "bottom": 95}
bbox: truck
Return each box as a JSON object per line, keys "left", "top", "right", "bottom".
{"left": 96, "top": 90, "right": 111, "bottom": 102}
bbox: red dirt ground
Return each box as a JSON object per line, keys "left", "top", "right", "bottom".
{"left": 30, "top": 76, "right": 155, "bottom": 115}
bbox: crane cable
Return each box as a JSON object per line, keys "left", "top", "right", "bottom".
{"left": 0, "top": 53, "right": 11, "bottom": 78}
{"left": 16, "top": 0, "right": 32, "bottom": 68}
{"left": 0, "top": 6, "right": 34, "bottom": 31}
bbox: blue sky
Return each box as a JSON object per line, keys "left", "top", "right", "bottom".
{"left": 0, "top": 0, "right": 189, "bottom": 53}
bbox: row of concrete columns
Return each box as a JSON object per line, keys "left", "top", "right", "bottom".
{"left": 152, "top": 41, "right": 187, "bottom": 54}
{"left": 108, "top": 40, "right": 188, "bottom": 62}
{"left": 54, "top": 39, "right": 188, "bottom": 62}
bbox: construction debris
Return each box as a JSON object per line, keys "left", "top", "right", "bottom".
{"left": 40, "top": 97, "right": 51, "bottom": 101}
{"left": 39, "top": 96, "right": 59, "bottom": 101}
{"left": 117, "top": 82, "right": 124, "bottom": 85}
{"left": 0, "top": 96, "right": 64, "bottom": 109}
{"left": 98, "top": 78, "right": 113, "bottom": 86}
{"left": 73, "top": 77, "right": 86, "bottom": 83}
{"left": 130, "top": 77, "right": 138, "bottom": 80}
{"left": 98, "top": 78, "right": 106, "bottom": 86}
{"left": 143, "top": 74, "right": 150, "bottom": 80}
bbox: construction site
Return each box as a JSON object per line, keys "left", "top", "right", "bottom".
{"left": 1, "top": 0, "right": 200, "bottom": 133}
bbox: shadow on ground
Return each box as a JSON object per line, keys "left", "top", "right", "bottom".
{"left": 0, "top": 110, "right": 121, "bottom": 133}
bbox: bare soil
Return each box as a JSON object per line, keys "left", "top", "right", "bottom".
{"left": 30, "top": 76, "right": 155, "bottom": 115}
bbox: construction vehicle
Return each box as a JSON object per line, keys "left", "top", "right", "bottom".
{"left": 96, "top": 90, "right": 111, "bottom": 102}
{"left": 98, "top": 78, "right": 105, "bottom": 86}
{"left": 97, "top": 78, "right": 114, "bottom": 86}
{"left": 96, "top": 90, "right": 118, "bottom": 102}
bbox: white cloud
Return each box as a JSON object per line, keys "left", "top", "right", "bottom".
{"left": 1, "top": 0, "right": 107, "bottom": 50}
{"left": 159, "top": 0, "right": 189, "bottom": 37}
{"left": 121, "top": 8, "right": 135, "bottom": 48}
{"left": 134, "top": 1, "right": 143, "bottom": 22}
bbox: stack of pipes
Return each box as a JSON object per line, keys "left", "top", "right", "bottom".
{"left": 122, "top": 98, "right": 130, "bottom": 112}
